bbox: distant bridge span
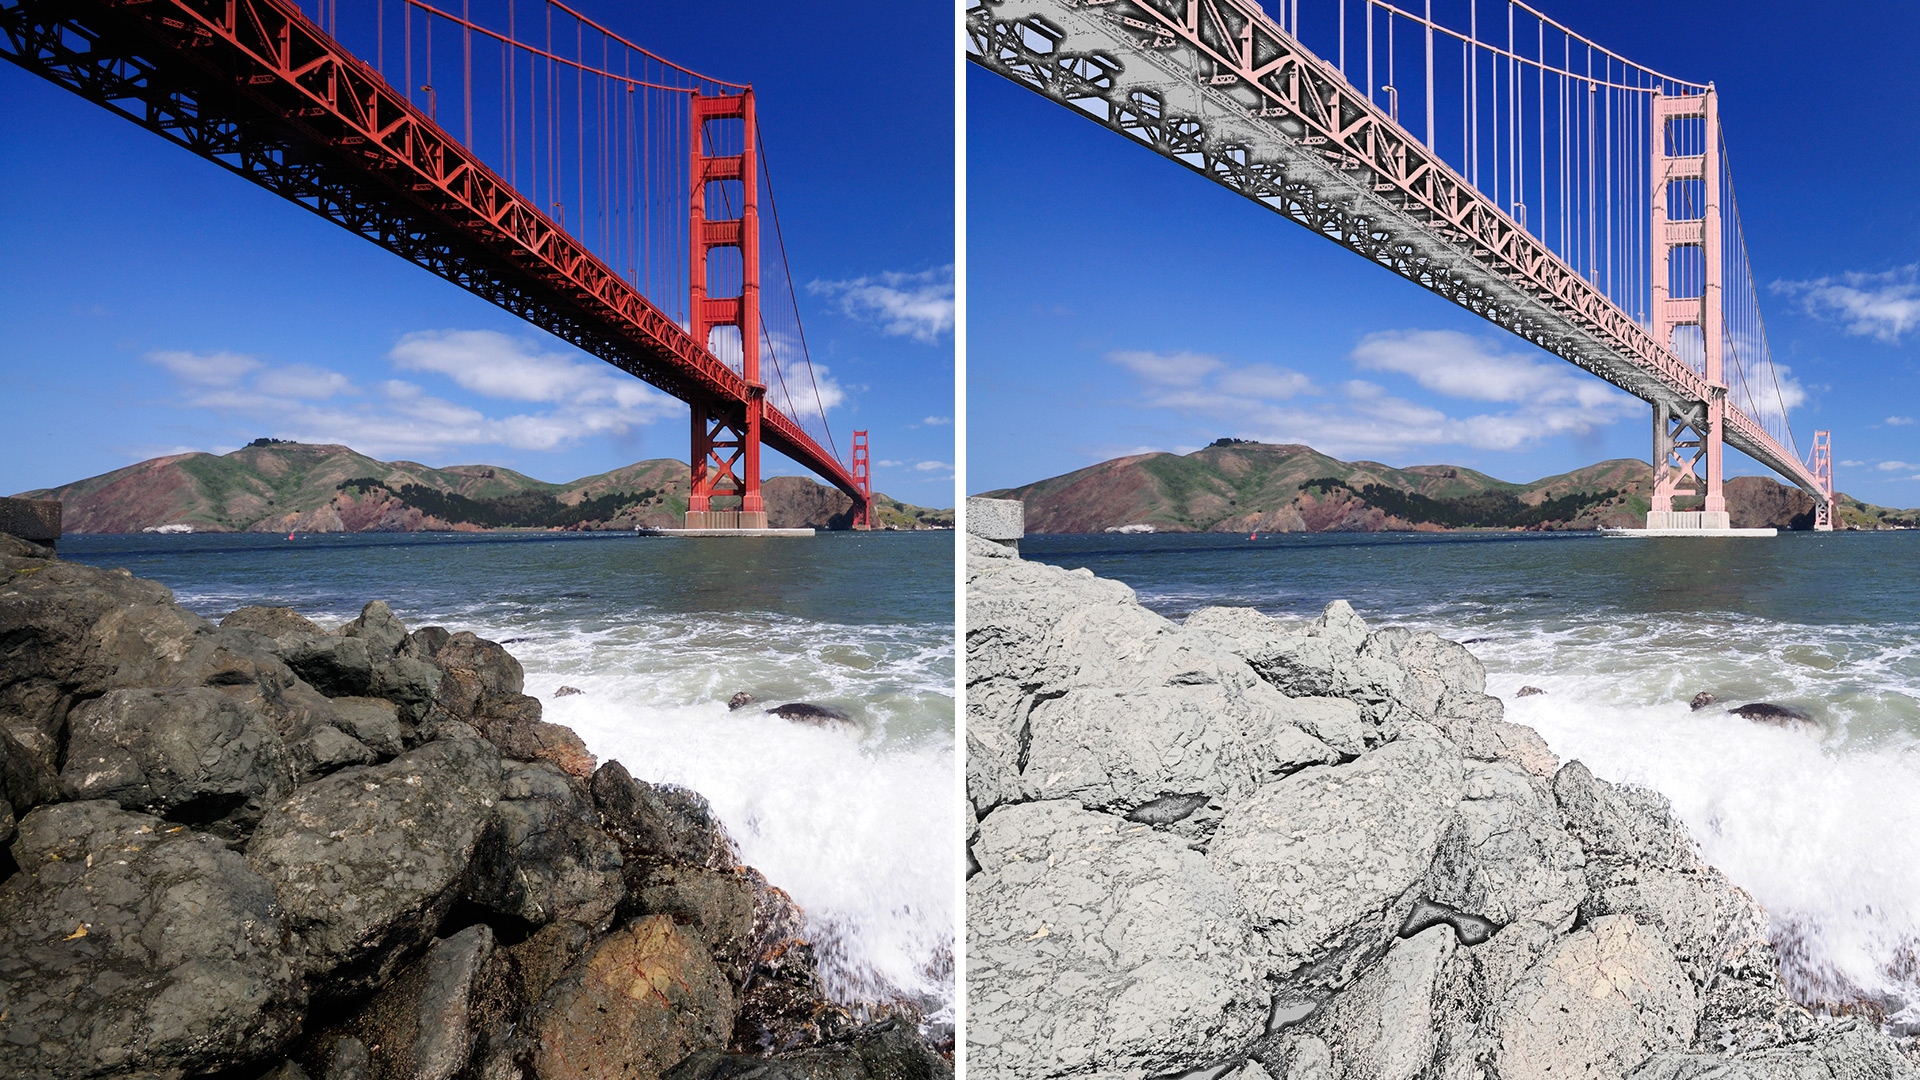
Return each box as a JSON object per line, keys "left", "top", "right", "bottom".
{"left": 970, "top": 0, "right": 1834, "bottom": 530}
{"left": 3, "top": 0, "right": 874, "bottom": 529}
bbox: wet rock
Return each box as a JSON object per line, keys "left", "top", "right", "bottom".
{"left": 554, "top": 685, "right": 584, "bottom": 698}
{"left": 321, "top": 1037, "right": 371, "bottom": 1080}
{"left": 1516, "top": 685, "right": 1546, "bottom": 697}
{"left": 335, "top": 924, "right": 495, "bottom": 1080}
{"left": 1632, "top": 1019, "right": 1906, "bottom": 1078}
{"left": 1398, "top": 898, "right": 1499, "bottom": 947}
{"left": 58, "top": 686, "right": 296, "bottom": 839}
{"left": 525, "top": 915, "right": 737, "bottom": 1080}
{"left": 466, "top": 760, "right": 623, "bottom": 931}
{"left": 469, "top": 692, "right": 597, "bottom": 778}
{"left": 1485, "top": 915, "right": 1697, "bottom": 1080}
{"left": 968, "top": 799, "right": 1266, "bottom": 1078}
{"left": 244, "top": 734, "right": 502, "bottom": 1001}
{"left": 732, "top": 936, "right": 856, "bottom": 1055}
{"left": 221, "top": 605, "right": 326, "bottom": 642}
{"left": 668, "top": 1020, "right": 953, "bottom": 1079}
{"left": 767, "top": 702, "right": 854, "bottom": 726}
{"left": 629, "top": 864, "right": 761, "bottom": 984}
{"left": 1552, "top": 760, "right": 1697, "bottom": 871}
{"left": 1208, "top": 734, "right": 1466, "bottom": 981}
{"left": 727, "top": 691, "right": 755, "bottom": 711}
{"left": 0, "top": 800, "right": 304, "bottom": 1079}
{"left": 1729, "top": 702, "right": 1816, "bottom": 727}
{"left": 591, "top": 760, "right": 740, "bottom": 871}
{"left": 1690, "top": 692, "right": 1718, "bottom": 711}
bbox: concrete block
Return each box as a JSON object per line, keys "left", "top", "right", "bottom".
{"left": 0, "top": 497, "right": 60, "bottom": 544}
{"left": 967, "top": 498, "right": 1024, "bottom": 542}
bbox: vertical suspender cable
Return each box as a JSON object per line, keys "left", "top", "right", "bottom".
{"left": 1423, "top": 0, "right": 1432, "bottom": 149}
{"left": 462, "top": 0, "right": 472, "bottom": 147}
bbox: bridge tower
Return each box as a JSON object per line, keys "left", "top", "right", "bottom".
{"left": 851, "top": 430, "right": 872, "bottom": 530}
{"left": 1649, "top": 88, "right": 1728, "bottom": 530}
{"left": 687, "top": 89, "right": 765, "bottom": 530}
{"left": 1812, "top": 431, "right": 1835, "bottom": 531}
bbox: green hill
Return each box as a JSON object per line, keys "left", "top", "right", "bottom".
{"left": 16, "top": 441, "right": 952, "bottom": 533}
{"left": 980, "top": 440, "right": 1914, "bottom": 533}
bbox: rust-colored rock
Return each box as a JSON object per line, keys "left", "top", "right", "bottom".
{"left": 529, "top": 915, "right": 737, "bottom": 1080}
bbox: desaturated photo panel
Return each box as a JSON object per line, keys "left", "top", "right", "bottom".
{"left": 0, "top": 1, "right": 955, "bottom": 1076}
{"left": 965, "top": 0, "right": 1920, "bottom": 1077}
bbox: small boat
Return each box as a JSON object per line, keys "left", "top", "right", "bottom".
{"left": 1250, "top": 532, "right": 1257, "bottom": 540}
{"left": 287, "top": 531, "right": 296, "bottom": 540}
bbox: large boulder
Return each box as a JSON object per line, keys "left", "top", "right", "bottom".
{"left": 1630, "top": 1023, "right": 1920, "bottom": 1079}
{"left": 1207, "top": 733, "right": 1467, "bottom": 985}
{"left": 667, "top": 1020, "right": 953, "bottom": 1080}
{"left": 1424, "top": 760, "right": 1587, "bottom": 931}
{"left": 591, "top": 760, "right": 740, "bottom": 871}
{"left": 1186, "top": 601, "right": 1406, "bottom": 724}
{"left": 967, "top": 799, "right": 1266, "bottom": 1079}
{"left": 332, "top": 924, "right": 496, "bottom": 1080}
{"left": 58, "top": 686, "right": 296, "bottom": 839}
{"left": 466, "top": 760, "right": 624, "bottom": 931}
{"left": 1482, "top": 914, "right": 1698, "bottom": 1080}
{"left": 1309, "top": 924, "right": 1460, "bottom": 1080}
{"left": 525, "top": 914, "right": 738, "bottom": 1080}
{"left": 244, "top": 734, "right": 502, "bottom": 1000}
{"left": 0, "top": 800, "right": 305, "bottom": 1079}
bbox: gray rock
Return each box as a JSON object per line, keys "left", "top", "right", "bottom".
{"left": 324, "top": 696, "right": 404, "bottom": 757}
{"left": 967, "top": 799, "right": 1266, "bottom": 1079}
{"left": 1729, "top": 703, "right": 1817, "bottom": 728}
{"left": 1208, "top": 734, "right": 1466, "bottom": 982}
{"left": 221, "top": 605, "right": 326, "bottom": 643}
{"left": 431, "top": 632, "right": 525, "bottom": 716}
{"left": 727, "top": 691, "right": 755, "bottom": 710}
{"left": 244, "top": 734, "right": 502, "bottom": 1000}
{"left": 1186, "top": 603, "right": 1407, "bottom": 724}
{"left": 1630, "top": 1022, "right": 1920, "bottom": 1079}
{"left": 967, "top": 530, "right": 1017, "bottom": 559}
{"left": 338, "top": 600, "right": 409, "bottom": 658}
{"left": 322, "top": 1037, "right": 371, "bottom": 1080}
{"left": 0, "top": 722, "right": 57, "bottom": 845}
{"left": 337, "top": 924, "right": 496, "bottom": 1080}
{"left": 280, "top": 634, "right": 375, "bottom": 698}
{"left": 59, "top": 686, "right": 295, "bottom": 838}
{"left": 1690, "top": 692, "right": 1718, "bottom": 711}
{"left": 665, "top": 1019, "right": 953, "bottom": 1079}
{"left": 1424, "top": 760, "right": 1587, "bottom": 930}
{"left": 466, "top": 760, "right": 624, "bottom": 931}
{"left": 0, "top": 801, "right": 304, "bottom": 1079}
{"left": 1552, "top": 760, "right": 1697, "bottom": 871}
{"left": 1427, "top": 688, "right": 1561, "bottom": 778}
{"left": 1367, "top": 627, "right": 1487, "bottom": 718}
{"left": 1313, "top": 925, "right": 1459, "bottom": 1080}
{"left": 468, "top": 692, "right": 597, "bottom": 778}
{"left": 1485, "top": 914, "right": 1697, "bottom": 1080}
{"left": 590, "top": 759, "right": 739, "bottom": 871}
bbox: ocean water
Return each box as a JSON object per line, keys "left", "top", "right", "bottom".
{"left": 1023, "top": 529, "right": 1920, "bottom": 1025}
{"left": 60, "top": 529, "right": 957, "bottom": 1021}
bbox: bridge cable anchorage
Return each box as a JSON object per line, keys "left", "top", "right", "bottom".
{"left": 0, "top": 0, "right": 870, "bottom": 527}
{"left": 964, "top": 0, "right": 1830, "bottom": 530}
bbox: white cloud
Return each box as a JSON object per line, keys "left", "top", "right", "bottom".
{"left": 1889, "top": 416, "right": 1915, "bottom": 426}
{"left": 922, "top": 416, "right": 952, "bottom": 426}
{"left": 1840, "top": 460, "right": 1867, "bottom": 467}
{"left": 913, "top": 460, "right": 953, "bottom": 472}
{"left": 1102, "top": 330, "right": 1641, "bottom": 460}
{"left": 808, "top": 265, "right": 954, "bottom": 343}
{"left": 254, "top": 364, "right": 355, "bottom": 400}
{"left": 1773, "top": 265, "right": 1920, "bottom": 342}
{"left": 1877, "top": 461, "right": 1917, "bottom": 472}
{"left": 147, "top": 350, "right": 260, "bottom": 386}
{"left": 764, "top": 360, "right": 847, "bottom": 420}
{"left": 145, "top": 329, "right": 681, "bottom": 459}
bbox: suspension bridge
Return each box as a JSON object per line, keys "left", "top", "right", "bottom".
{"left": 969, "top": 0, "right": 1835, "bottom": 532}
{"left": 1, "top": 0, "right": 874, "bottom": 531}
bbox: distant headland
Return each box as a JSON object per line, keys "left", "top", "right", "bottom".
{"left": 15, "top": 441, "right": 954, "bottom": 534}
{"left": 979, "top": 440, "right": 1918, "bottom": 534}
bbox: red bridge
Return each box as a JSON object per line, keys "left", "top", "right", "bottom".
{"left": 3, "top": 0, "right": 873, "bottom": 530}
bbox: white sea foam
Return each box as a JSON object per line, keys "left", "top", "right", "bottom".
{"left": 479, "top": 613, "right": 958, "bottom": 1022}
{"left": 1471, "top": 613, "right": 1920, "bottom": 1023}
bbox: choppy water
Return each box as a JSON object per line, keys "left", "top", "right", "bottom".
{"left": 1024, "top": 530, "right": 1920, "bottom": 1025}
{"left": 61, "top": 529, "right": 957, "bottom": 1021}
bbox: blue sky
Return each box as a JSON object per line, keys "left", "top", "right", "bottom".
{"left": 966, "top": 0, "right": 1920, "bottom": 507}
{"left": 0, "top": 0, "right": 953, "bottom": 503}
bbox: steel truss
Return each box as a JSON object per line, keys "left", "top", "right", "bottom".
{"left": 0, "top": 0, "right": 865, "bottom": 510}
{"left": 967, "top": 0, "right": 1830, "bottom": 517}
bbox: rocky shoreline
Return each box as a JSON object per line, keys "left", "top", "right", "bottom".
{"left": 965, "top": 528, "right": 1917, "bottom": 1079}
{"left": 0, "top": 531, "right": 950, "bottom": 1080}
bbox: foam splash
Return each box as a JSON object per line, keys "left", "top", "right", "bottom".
{"left": 479, "top": 613, "right": 957, "bottom": 1022}
{"left": 1474, "top": 614, "right": 1920, "bottom": 1025}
